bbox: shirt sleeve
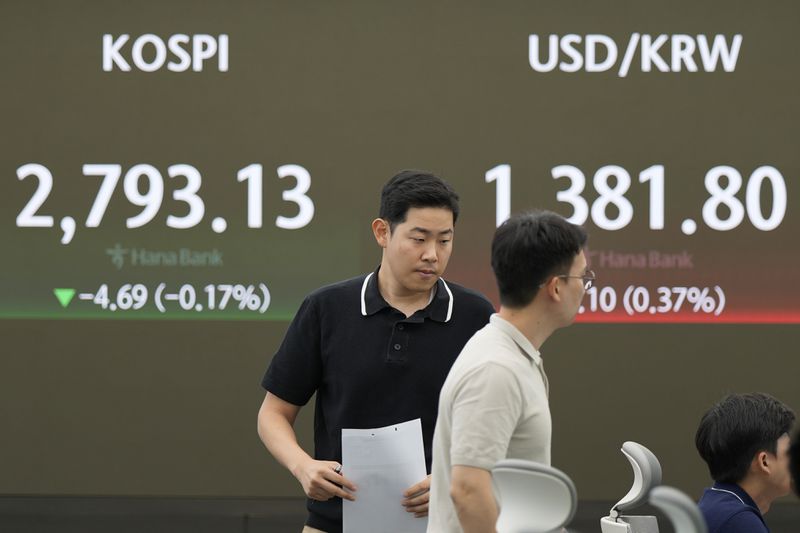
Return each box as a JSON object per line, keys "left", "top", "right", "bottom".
{"left": 719, "top": 509, "right": 769, "bottom": 533}
{"left": 260, "top": 294, "right": 322, "bottom": 406}
{"left": 449, "top": 362, "right": 523, "bottom": 471}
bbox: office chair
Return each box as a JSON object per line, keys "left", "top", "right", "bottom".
{"left": 600, "top": 441, "right": 663, "bottom": 533}
{"left": 492, "top": 459, "right": 577, "bottom": 533}
{"left": 649, "top": 486, "right": 708, "bottom": 533}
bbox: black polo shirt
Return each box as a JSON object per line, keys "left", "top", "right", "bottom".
{"left": 262, "top": 268, "right": 494, "bottom": 532}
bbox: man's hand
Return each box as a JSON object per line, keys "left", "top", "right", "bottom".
{"left": 258, "top": 394, "right": 357, "bottom": 502}
{"left": 402, "top": 474, "right": 431, "bottom": 517}
{"left": 294, "top": 458, "right": 358, "bottom": 502}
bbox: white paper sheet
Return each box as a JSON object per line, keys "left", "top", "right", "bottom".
{"left": 341, "top": 418, "right": 428, "bottom": 533}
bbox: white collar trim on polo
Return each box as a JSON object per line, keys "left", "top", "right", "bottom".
{"left": 360, "top": 272, "right": 453, "bottom": 322}
{"left": 360, "top": 272, "right": 374, "bottom": 316}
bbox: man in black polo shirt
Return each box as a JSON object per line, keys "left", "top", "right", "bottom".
{"left": 257, "top": 170, "right": 495, "bottom": 533}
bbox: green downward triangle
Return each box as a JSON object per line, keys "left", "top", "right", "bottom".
{"left": 53, "top": 288, "right": 76, "bottom": 308}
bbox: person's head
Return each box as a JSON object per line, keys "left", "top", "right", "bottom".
{"left": 695, "top": 393, "right": 795, "bottom": 498}
{"left": 491, "top": 210, "right": 589, "bottom": 319}
{"left": 372, "top": 170, "right": 460, "bottom": 295}
{"left": 378, "top": 170, "right": 460, "bottom": 231}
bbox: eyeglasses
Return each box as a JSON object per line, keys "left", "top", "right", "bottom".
{"left": 557, "top": 269, "right": 596, "bottom": 290}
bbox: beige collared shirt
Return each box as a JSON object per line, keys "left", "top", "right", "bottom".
{"left": 427, "top": 314, "right": 552, "bottom": 533}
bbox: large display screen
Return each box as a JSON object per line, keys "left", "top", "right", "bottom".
{"left": 3, "top": 4, "right": 797, "bottom": 324}
{"left": 3, "top": 0, "right": 800, "bottom": 504}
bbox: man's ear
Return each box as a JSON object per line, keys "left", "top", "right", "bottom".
{"left": 372, "top": 218, "right": 390, "bottom": 248}
{"left": 544, "top": 276, "right": 561, "bottom": 302}
{"left": 753, "top": 451, "right": 771, "bottom": 475}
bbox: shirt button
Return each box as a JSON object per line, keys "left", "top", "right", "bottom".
{"left": 397, "top": 324, "right": 404, "bottom": 330}
{"left": 393, "top": 343, "right": 402, "bottom": 350}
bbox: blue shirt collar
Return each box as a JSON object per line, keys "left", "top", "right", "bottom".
{"left": 711, "top": 482, "right": 763, "bottom": 516}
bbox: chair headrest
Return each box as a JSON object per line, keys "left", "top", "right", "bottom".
{"left": 611, "top": 441, "right": 663, "bottom": 515}
{"left": 649, "top": 485, "right": 708, "bottom": 533}
{"left": 492, "top": 459, "right": 577, "bottom": 532}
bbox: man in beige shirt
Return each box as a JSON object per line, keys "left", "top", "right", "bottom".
{"left": 428, "top": 210, "right": 592, "bottom": 533}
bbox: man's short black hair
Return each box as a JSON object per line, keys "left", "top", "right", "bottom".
{"left": 491, "top": 210, "right": 587, "bottom": 309}
{"left": 379, "top": 170, "right": 459, "bottom": 231}
{"left": 791, "top": 430, "right": 800, "bottom": 498}
{"left": 695, "top": 392, "right": 795, "bottom": 484}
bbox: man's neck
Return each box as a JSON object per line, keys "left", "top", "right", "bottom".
{"left": 737, "top": 479, "right": 773, "bottom": 515}
{"left": 497, "top": 305, "right": 556, "bottom": 352}
{"left": 377, "top": 269, "right": 433, "bottom": 318}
